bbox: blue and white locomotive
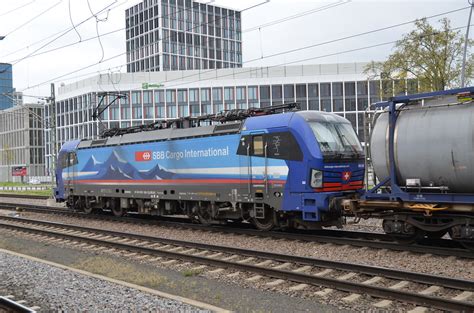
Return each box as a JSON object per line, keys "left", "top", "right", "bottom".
{"left": 55, "top": 106, "right": 364, "bottom": 230}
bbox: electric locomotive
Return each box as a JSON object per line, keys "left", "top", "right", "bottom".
{"left": 55, "top": 104, "right": 364, "bottom": 230}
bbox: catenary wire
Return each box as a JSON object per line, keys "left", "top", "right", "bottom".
{"left": 9, "top": 0, "right": 120, "bottom": 66}
{"left": 127, "top": 6, "right": 472, "bottom": 88}
{"left": 19, "top": 4, "right": 468, "bottom": 92}
{"left": 155, "top": 23, "right": 474, "bottom": 90}
{"left": 0, "top": 0, "right": 37, "bottom": 18}
{"left": 242, "top": 0, "right": 350, "bottom": 33}
{"left": 4, "top": 0, "right": 63, "bottom": 37}
{"left": 68, "top": 0, "right": 82, "bottom": 42}
{"left": 20, "top": 0, "right": 271, "bottom": 92}
{"left": 6, "top": 0, "right": 348, "bottom": 65}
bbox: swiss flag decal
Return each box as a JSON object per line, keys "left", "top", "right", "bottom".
{"left": 135, "top": 151, "right": 152, "bottom": 162}
{"left": 342, "top": 171, "right": 352, "bottom": 182}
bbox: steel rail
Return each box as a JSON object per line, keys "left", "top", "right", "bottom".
{"left": 0, "top": 221, "right": 472, "bottom": 311}
{"left": 0, "top": 194, "right": 49, "bottom": 200}
{"left": 1, "top": 215, "right": 472, "bottom": 291}
{"left": 0, "top": 296, "right": 36, "bottom": 313}
{"left": 0, "top": 202, "right": 472, "bottom": 258}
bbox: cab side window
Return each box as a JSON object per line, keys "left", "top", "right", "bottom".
{"left": 252, "top": 135, "right": 264, "bottom": 156}
{"left": 69, "top": 152, "right": 78, "bottom": 167}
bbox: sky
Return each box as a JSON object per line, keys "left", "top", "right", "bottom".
{"left": 0, "top": 0, "right": 470, "bottom": 101}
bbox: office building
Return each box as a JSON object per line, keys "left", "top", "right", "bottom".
{"left": 45, "top": 62, "right": 417, "bottom": 174}
{"left": 126, "top": 0, "right": 242, "bottom": 73}
{"left": 0, "top": 63, "right": 14, "bottom": 110}
{"left": 0, "top": 103, "right": 45, "bottom": 182}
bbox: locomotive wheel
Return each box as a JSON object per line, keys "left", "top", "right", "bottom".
{"left": 196, "top": 205, "right": 213, "bottom": 226}
{"left": 83, "top": 206, "right": 95, "bottom": 214}
{"left": 109, "top": 199, "right": 124, "bottom": 217}
{"left": 252, "top": 207, "right": 276, "bottom": 231}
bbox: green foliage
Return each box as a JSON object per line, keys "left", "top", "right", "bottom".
{"left": 365, "top": 18, "right": 473, "bottom": 92}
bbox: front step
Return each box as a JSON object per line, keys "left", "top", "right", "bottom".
{"left": 254, "top": 203, "right": 264, "bottom": 219}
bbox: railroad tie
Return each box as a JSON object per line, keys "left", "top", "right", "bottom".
{"left": 266, "top": 279, "right": 285, "bottom": 287}
{"left": 407, "top": 307, "right": 428, "bottom": 313}
{"left": 254, "top": 260, "right": 272, "bottom": 267}
{"left": 452, "top": 291, "right": 473, "bottom": 301}
{"left": 341, "top": 293, "right": 361, "bottom": 302}
{"left": 389, "top": 280, "right": 410, "bottom": 290}
{"left": 314, "top": 288, "right": 334, "bottom": 297}
{"left": 161, "top": 259, "right": 178, "bottom": 265}
{"left": 292, "top": 265, "right": 312, "bottom": 273}
{"left": 419, "top": 285, "right": 441, "bottom": 295}
{"left": 191, "top": 265, "right": 207, "bottom": 271}
{"left": 289, "top": 283, "right": 309, "bottom": 291}
{"left": 208, "top": 268, "right": 225, "bottom": 274}
{"left": 246, "top": 275, "right": 263, "bottom": 282}
{"left": 193, "top": 250, "right": 209, "bottom": 256}
{"left": 362, "top": 276, "right": 383, "bottom": 285}
{"left": 313, "top": 269, "right": 333, "bottom": 277}
{"left": 226, "top": 271, "right": 241, "bottom": 278}
{"left": 273, "top": 262, "right": 291, "bottom": 270}
{"left": 207, "top": 252, "right": 224, "bottom": 259}
{"left": 237, "top": 257, "right": 255, "bottom": 264}
{"left": 221, "top": 255, "right": 239, "bottom": 261}
{"left": 336, "top": 272, "right": 358, "bottom": 280}
{"left": 180, "top": 248, "right": 197, "bottom": 254}
{"left": 373, "top": 299, "right": 392, "bottom": 308}
{"left": 167, "top": 246, "right": 183, "bottom": 252}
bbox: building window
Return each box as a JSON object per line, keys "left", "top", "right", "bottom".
{"left": 295, "top": 84, "right": 307, "bottom": 110}
{"left": 260, "top": 85, "right": 270, "bottom": 107}
{"left": 271, "top": 85, "right": 282, "bottom": 105}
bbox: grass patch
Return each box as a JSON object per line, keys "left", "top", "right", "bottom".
{"left": 73, "top": 256, "right": 166, "bottom": 288}
{"left": 182, "top": 268, "right": 203, "bottom": 277}
{"left": 0, "top": 189, "right": 52, "bottom": 197}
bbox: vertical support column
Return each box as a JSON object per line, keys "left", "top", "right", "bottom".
{"left": 50, "top": 83, "right": 57, "bottom": 188}
{"left": 388, "top": 101, "right": 402, "bottom": 198}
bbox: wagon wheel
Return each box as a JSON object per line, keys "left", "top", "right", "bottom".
{"left": 252, "top": 206, "right": 276, "bottom": 231}
{"left": 425, "top": 230, "right": 448, "bottom": 239}
{"left": 390, "top": 229, "right": 425, "bottom": 244}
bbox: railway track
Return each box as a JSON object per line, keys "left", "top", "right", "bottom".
{"left": 0, "top": 194, "right": 49, "bottom": 200}
{"left": 0, "top": 202, "right": 472, "bottom": 259}
{"left": 0, "top": 295, "right": 38, "bottom": 313}
{"left": 0, "top": 215, "right": 472, "bottom": 311}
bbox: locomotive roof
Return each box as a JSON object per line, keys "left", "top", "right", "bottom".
{"left": 77, "top": 110, "right": 349, "bottom": 149}
{"left": 77, "top": 121, "right": 243, "bottom": 149}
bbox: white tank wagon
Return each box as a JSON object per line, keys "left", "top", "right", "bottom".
{"left": 371, "top": 95, "right": 474, "bottom": 194}
{"left": 342, "top": 88, "right": 474, "bottom": 249}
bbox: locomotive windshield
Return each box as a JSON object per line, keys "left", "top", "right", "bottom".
{"left": 309, "top": 121, "right": 363, "bottom": 159}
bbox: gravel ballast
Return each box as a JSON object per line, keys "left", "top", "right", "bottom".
{"left": 0, "top": 197, "right": 472, "bottom": 282}
{"left": 0, "top": 250, "right": 209, "bottom": 312}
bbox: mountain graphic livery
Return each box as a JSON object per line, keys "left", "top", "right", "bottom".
{"left": 80, "top": 150, "right": 174, "bottom": 180}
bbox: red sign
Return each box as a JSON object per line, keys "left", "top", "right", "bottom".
{"left": 12, "top": 166, "right": 27, "bottom": 176}
{"left": 135, "top": 151, "right": 152, "bottom": 162}
{"left": 342, "top": 171, "right": 351, "bottom": 182}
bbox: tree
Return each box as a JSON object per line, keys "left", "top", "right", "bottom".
{"left": 365, "top": 18, "right": 474, "bottom": 92}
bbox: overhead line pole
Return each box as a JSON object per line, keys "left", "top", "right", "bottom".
{"left": 50, "top": 83, "right": 57, "bottom": 192}
{"left": 461, "top": 0, "right": 474, "bottom": 87}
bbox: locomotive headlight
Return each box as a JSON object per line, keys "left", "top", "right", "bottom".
{"left": 310, "top": 169, "right": 323, "bottom": 188}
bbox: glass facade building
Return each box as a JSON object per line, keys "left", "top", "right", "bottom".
{"left": 0, "top": 104, "right": 45, "bottom": 182}
{"left": 45, "top": 62, "right": 417, "bottom": 176}
{"left": 0, "top": 63, "right": 13, "bottom": 110}
{"left": 126, "top": 0, "right": 242, "bottom": 72}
